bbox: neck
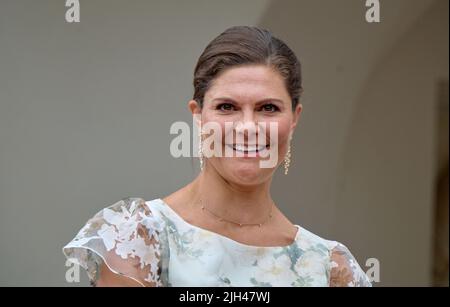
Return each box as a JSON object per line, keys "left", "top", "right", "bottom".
{"left": 188, "top": 166, "right": 274, "bottom": 224}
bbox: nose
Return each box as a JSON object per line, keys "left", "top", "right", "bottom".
{"left": 235, "top": 120, "right": 258, "bottom": 135}
{"left": 234, "top": 111, "right": 260, "bottom": 141}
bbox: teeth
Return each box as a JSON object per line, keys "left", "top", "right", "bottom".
{"left": 227, "top": 144, "right": 267, "bottom": 152}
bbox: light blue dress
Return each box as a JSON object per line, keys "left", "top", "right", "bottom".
{"left": 63, "top": 197, "right": 372, "bottom": 287}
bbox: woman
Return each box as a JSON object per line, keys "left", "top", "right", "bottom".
{"left": 63, "top": 26, "right": 372, "bottom": 287}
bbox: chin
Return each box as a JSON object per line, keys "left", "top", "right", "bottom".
{"left": 228, "top": 163, "right": 270, "bottom": 185}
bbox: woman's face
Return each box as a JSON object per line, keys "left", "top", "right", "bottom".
{"left": 189, "top": 64, "right": 302, "bottom": 186}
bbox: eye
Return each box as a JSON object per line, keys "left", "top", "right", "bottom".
{"left": 261, "top": 104, "right": 280, "bottom": 112}
{"left": 217, "top": 103, "right": 235, "bottom": 112}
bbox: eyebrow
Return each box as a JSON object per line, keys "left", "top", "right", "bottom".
{"left": 211, "top": 97, "right": 284, "bottom": 104}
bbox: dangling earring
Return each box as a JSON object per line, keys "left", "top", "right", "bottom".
{"left": 198, "top": 128, "right": 204, "bottom": 172}
{"left": 284, "top": 135, "right": 293, "bottom": 175}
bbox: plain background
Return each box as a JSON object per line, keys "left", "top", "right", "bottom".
{"left": 0, "top": 0, "right": 448, "bottom": 286}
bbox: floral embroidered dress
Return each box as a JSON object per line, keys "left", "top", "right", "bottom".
{"left": 62, "top": 197, "right": 372, "bottom": 287}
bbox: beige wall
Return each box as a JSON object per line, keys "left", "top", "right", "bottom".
{"left": 0, "top": 0, "right": 271, "bottom": 286}
{"left": 334, "top": 0, "right": 449, "bottom": 286}
{"left": 259, "top": 0, "right": 448, "bottom": 286}
{"left": 0, "top": 0, "right": 447, "bottom": 286}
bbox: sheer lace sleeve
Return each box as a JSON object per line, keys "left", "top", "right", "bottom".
{"left": 62, "top": 197, "right": 166, "bottom": 287}
{"left": 329, "top": 242, "right": 372, "bottom": 287}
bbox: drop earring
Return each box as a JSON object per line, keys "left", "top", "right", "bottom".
{"left": 198, "top": 128, "right": 204, "bottom": 172}
{"left": 284, "top": 135, "right": 293, "bottom": 175}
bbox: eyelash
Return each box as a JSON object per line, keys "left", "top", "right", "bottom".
{"left": 216, "top": 103, "right": 280, "bottom": 112}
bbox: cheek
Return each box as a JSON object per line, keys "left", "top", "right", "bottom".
{"left": 200, "top": 115, "right": 228, "bottom": 158}
{"left": 202, "top": 116, "right": 228, "bottom": 142}
{"left": 265, "top": 118, "right": 292, "bottom": 147}
{"left": 277, "top": 121, "right": 292, "bottom": 143}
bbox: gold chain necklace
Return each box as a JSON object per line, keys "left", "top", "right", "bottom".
{"left": 199, "top": 198, "right": 274, "bottom": 227}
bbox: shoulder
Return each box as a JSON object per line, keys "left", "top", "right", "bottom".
{"left": 67, "top": 197, "right": 165, "bottom": 248}
{"left": 96, "top": 197, "right": 165, "bottom": 231}
{"left": 296, "top": 226, "right": 372, "bottom": 287}
{"left": 62, "top": 197, "right": 167, "bottom": 287}
{"left": 295, "top": 225, "right": 336, "bottom": 251}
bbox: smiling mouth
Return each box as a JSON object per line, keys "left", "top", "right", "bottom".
{"left": 226, "top": 144, "right": 270, "bottom": 154}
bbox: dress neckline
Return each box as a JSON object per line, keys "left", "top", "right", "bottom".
{"left": 147, "top": 198, "right": 301, "bottom": 250}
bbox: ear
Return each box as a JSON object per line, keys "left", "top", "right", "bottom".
{"left": 188, "top": 99, "right": 202, "bottom": 127}
{"left": 290, "top": 103, "right": 303, "bottom": 134}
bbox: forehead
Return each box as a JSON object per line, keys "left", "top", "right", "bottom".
{"left": 205, "top": 65, "right": 290, "bottom": 102}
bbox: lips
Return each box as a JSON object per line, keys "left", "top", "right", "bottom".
{"left": 226, "top": 144, "right": 270, "bottom": 153}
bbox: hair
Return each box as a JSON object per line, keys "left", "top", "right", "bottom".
{"left": 193, "top": 26, "right": 303, "bottom": 111}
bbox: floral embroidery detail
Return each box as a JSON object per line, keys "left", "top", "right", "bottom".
{"left": 329, "top": 242, "right": 372, "bottom": 287}
{"left": 250, "top": 277, "right": 272, "bottom": 287}
{"left": 63, "top": 197, "right": 165, "bottom": 286}
{"left": 63, "top": 198, "right": 372, "bottom": 287}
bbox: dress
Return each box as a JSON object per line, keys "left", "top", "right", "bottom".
{"left": 62, "top": 197, "right": 372, "bottom": 287}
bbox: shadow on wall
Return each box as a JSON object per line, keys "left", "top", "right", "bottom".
{"left": 432, "top": 80, "right": 449, "bottom": 287}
